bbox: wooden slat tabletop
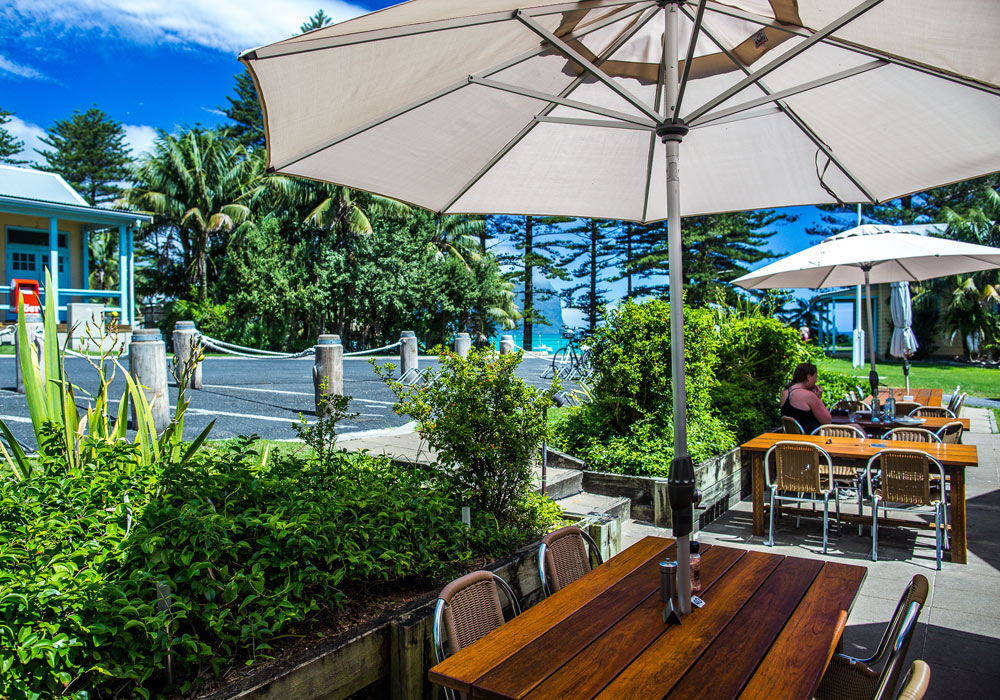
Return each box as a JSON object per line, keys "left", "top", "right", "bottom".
{"left": 830, "top": 414, "right": 970, "bottom": 432}
{"left": 866, "top": 387, "right": 943, "bottom": 407}
{"left": 430, "top": 538, "right": 866, "bottom": 700}
{"left": 740, "top": 432, "right": 979, "bottom": 467}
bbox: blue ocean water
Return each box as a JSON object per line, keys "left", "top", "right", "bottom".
{"left": 488, "top": 331, "right": 573, "bottom": 353}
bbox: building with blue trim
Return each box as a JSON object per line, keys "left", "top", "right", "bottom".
{"left": 0, "top": 164, "right": 151, "bottom": 325}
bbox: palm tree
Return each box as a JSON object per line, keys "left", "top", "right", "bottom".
{"left": 123, "top": 128, "right": 256, "bottom": 301}
{"left": 427, "top": 214, "right": 484, "bottom": 267}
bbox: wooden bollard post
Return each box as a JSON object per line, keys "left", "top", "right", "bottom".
{"left": 454, "top": 332, "right": 471, "bottom": 358}
{"left": 129, "top": 328, "right": 170, "bottom": 433}
{"left": 14, "top": 317, "right": 44, "bottom": 394}
{"left": 313, "top": 334, "right": 343, "bottom": 411}
{"left": 399, "top": 330, "right": 418, "bottom": 377}
{"left": 499, "top": 334, "right": 516, "bottom": 355}
{"left": 171, "top": 320, "right": 202, "bottom": 389}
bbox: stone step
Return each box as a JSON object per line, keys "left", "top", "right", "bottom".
{"left": 554, "top": 490, "right": 631, "bottom": 523}
{"left": 534, "top": 465, "right": 583, "bottom": 501}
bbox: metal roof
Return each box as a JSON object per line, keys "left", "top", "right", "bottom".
{"left": 0, "top": 164, "right": 150, "bottom": 225}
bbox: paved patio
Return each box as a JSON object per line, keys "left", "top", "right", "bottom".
{"left": 626, "top": 407, "right": 1000, "bottom": 698}
{"left": 339, "top": 408, "right": 999, "bottom": 697}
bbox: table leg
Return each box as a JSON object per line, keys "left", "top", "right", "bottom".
{"left": 753, "top": 451, "right": 764, "bottom": 537}
{"left": 949, "top": 467, "right": 967, "bottom": 565}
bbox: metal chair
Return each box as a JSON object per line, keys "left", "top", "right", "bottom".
{"left": 764, "top": 441, "right": 838, "bottom": 554}
{"left": 883, "top": 427, "right": 941, "bottom": 443}
{"left": 892, "top": 401, "right": 921, "bottom": 417}
{"left": 946, "top": 385, "right": 961, "bottom": 413}
{"left": 831, "top": 399, "right": 872, "bottom": 413}
{"left": 816, "top": 575, "right": 928, "bottom": 700}
{"left": 908, "top": 405, "right": 954, "bottom": 418}
{"left": 538, "top": 525, "right": 603, "bottom": 597}
{"left": 812, "top": 424, "right": 866, "bottom": 440}
{"left": 433, "top": 570, "right": 521, "bottom": 699}
{"left": 892, "top": 660, "right": 930, "bottom": 700}
{"left": 781, "top": 416, "right": 805, "bottom": 434}
{"left": 952, "top": 392, "right": 967, "bottom": 417}
{"left": 936, "top": 420, "right": 963, "bottom": 444}
{"left": 865, "top": 449, "right": 948, "bottom": 569}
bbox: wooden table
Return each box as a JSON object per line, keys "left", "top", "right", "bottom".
{"left": 429, "top": 538, "right": 866, "bottom": 700}
{"left": 741, "top": 433, "right": 979, "bottom": 564}
{"left": 865, "top": 387, "right": 943, "bottom": 407}
{"left": 830, "top": 413, "right": 970, "bottom": 435}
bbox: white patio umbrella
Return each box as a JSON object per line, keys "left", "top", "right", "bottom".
{"left": 243, "top": 1, "right": 1000, "bottom": 614}
{"left": 889, "top": 280, "right": 918, "bottom": 391}
{"left": 733, "top": 225, "right": 1000, "bottom": 396}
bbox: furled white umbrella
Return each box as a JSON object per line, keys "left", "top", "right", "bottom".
{"left": 734, "top": 224, "right": 1000, "bottom": 395}
{"left": 243, "top": 1, "right": 1000, "bottom": 615}
{"left": 889, "top": 280, "right": 919, "bottom": 391}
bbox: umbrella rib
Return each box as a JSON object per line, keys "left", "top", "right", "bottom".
{"left": 470, "top": 77, "right": 656, "bottom": 127}
{"left": 641, "top": 14, "right": 668, "bottom": 223}
{"left": 534, "top": 116, "right": 652, "bottom": 130}
{"left": 266, "top": 3, "right": 653, "bottom": 173}
{"left": 247, "top": 0, "right": 641, "bottom": 58}
{"left": 516, "top": 11, "right": 662, "bottom": 124}
{"left": 439, "top": 5, "right": 659, "bottom": 214}
{"left": 702, "top": 1, "right": 1000, "bottom": 98}
{"left": 684, "top": 0, "right": 887, "bottom": 124}
{"left": 895, "top": 259, "right": 920, "bottom": 282}
{"left": 673, "top": 0, "right": 708, "bottom": 121}
{"left": 691, "top": 17, "right": 878, "bottom": 202}
{"left": 689, "top": 59, "right": 888, "bottom": 127}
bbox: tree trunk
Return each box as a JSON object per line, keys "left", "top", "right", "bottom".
{"left": 625, "top": 222, "right": 633, "bottom": 299}
{"left": 523, "top": 216, "right": 533, "bottom": 351}
{"left": 589, "top": 220, "right": 598, "bottom": 333}
{"left": 195, "top": 229, "right": 208, "bottom": 302}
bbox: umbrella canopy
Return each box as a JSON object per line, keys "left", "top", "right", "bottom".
{"left": 243, "top": 1, "right": 1000, "bottom": 222}
{"left": 889, "top": 280, "right": 918, "bottom": 391}
{"left": 733, "top": 224, "right": 1000, "bottom": 289}
{"left": 243, "top": 1, "right": 1000, "bottom": 615}
{"left": 733, "top": 226, "right": 1000, "bottom": 396}
{"left": 889, "top": 281, "right": 918, "bottom": 359}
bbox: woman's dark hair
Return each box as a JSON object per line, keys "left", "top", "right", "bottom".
{"left": 786, "top": 362, "right": 818, "bottom": 389}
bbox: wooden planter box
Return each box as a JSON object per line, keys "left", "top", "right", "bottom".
{"left": 578, "top": 444, "right": 750, "bottom": 530}
{"left": 203, "top": 515, "right": 621, "bottom": 700}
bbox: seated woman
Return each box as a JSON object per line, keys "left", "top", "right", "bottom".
{"left": 779, "top": 362, "right": 832, "bottom": 435}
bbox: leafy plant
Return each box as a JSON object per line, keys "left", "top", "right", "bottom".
{"left": 0, "top": 269, "right": 213, "bottom": 480}
{"left": 376, "top": 348, "right": 554, "bottom": 522}
{"left": 293, "top": 379, "right": 357, "bottom": 464}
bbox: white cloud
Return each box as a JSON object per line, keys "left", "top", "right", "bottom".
{"left": 3, "top": 0, "right": 373, "bottom": 54}
{"left": 4, "top": 115, "right": 47, "bottom": 165}
{"left": 123, "top": 124, "right": 157, "bottom": 158}
{"left": 0, "top": 53, "right": 47, "bottom": 80}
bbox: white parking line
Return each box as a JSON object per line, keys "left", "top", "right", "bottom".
{"left": 0, "top": 414, "right": 32, "bottom": 423}
{"left": 200, "top": 384, "right": 395, "bottom": 406}
{"left": 202, "top": 383, "right": 312, "bottom": 397}
{"left": 184, "top": 407, "right": 336, "bottom": 425}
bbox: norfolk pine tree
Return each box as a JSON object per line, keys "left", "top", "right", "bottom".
{"left": 36, "top": 107, "right": 131, "bottom": 205}
{"left": 0, "top": 108, "right": 26, "bottom": 165}
{"left": 492, "top": 215, "right": 570, "bottom": 350}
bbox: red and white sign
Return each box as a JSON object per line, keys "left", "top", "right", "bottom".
{"left": 10, "top": 279, "right": 42, "bottom": 316}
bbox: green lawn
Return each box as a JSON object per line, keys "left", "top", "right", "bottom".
{"left": 816, "top": 356, "right": 1000, "bottom": 399}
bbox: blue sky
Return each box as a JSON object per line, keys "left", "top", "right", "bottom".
{"left": 0, "top": 0, "right": 861, "bottom": 327}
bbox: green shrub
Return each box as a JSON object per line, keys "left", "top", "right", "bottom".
{"left": 586, "top": 298, "right": 720, "bottom": 433}
{"left": 0, "top": 439, "right": 489, "bottom": 698}
{"left": 377, "top": 348, "right": 554, "bottom": 523}
{"left": 712, "top": 310, "right": 810, "bottom": 441}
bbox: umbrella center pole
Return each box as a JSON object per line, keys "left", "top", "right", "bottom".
{"left": 658, "top": 0, "right": 695, "bottom": 619}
